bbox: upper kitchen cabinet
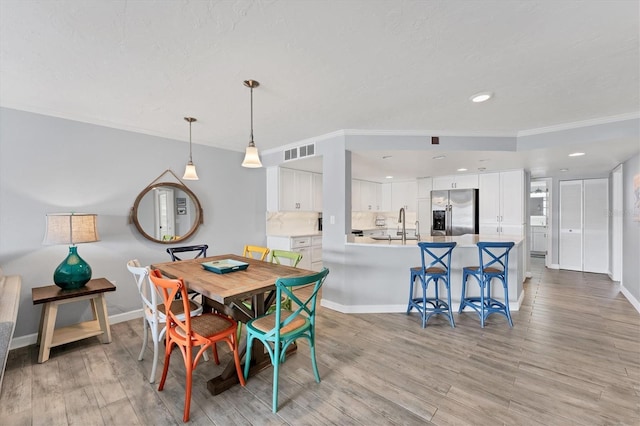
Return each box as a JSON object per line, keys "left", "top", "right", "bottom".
{"left": 478, "top": 170, "right": 525, "bottom": 235}
{"left": 352, "top": 179, "right": 382, "bottom": 211}
{"left": 417, "top": 177, "right": 433, "bottom": 198}
{"left": 266, "top": 167, "right": 321, "bottom": 212}
{"left": 391, "top": 180, "right": 417, "bottom": 211}
{"left": 433, "top": 174, "right": 479, "bottom": 190}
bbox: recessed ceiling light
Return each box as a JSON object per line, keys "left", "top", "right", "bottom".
{"left": 560, "top": 168, "right": 569, "bottom": 172}
{"left": 385, "top": 175, "right": 393, "bottom": 179}
{"left": 568, "top": 152, "right": 585, "bottom": 157}
{"left": 470, "top": 92, "right": 493, "bottom": 103}
{"left": 457, "top": 168, "right": 468, "bottom": 172}
{"left": 382, "top": 155, "right": 393, "bottom": 159}
{"left": 432, "top": 155, "right": 446, "bottom": 160}
{"left": 478, "top": 159, "right": 489, "bottom": 162}
{"left": 478, "top": 167, "right": 486, "bottom": 171}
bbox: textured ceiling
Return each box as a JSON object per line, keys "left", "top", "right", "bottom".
{"left": 1, "top": 0, "right": 638, "bottom": 178}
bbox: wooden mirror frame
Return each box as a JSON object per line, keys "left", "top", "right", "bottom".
{"left": 131, "top": 182, "right": 203, "bottom": 244}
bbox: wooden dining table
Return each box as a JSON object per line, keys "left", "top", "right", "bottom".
{"left": 151, "top": 253, "right": 315, "bottom": 395}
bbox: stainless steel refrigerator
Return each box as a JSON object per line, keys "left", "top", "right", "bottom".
{"left": 431, "top": 189, "right": 479, "bottom": 236}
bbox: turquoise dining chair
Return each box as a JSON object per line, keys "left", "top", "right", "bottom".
{"left": 459, "top": 241, "right": 515, "bottom": 327}
{"left": 407, "top": 241, "right": 457, "bottom": 328}
{"left": 243, "top": 268, "right": 329, "bottom": 413}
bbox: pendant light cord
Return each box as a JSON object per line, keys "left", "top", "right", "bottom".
{"left": 249, "top": 85, "right": 254, "bottom": 146}
{"left": 189, "top": 119, "right": 193, "bottom": 162}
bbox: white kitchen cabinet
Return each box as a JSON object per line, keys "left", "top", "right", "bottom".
{"left": 311, "top": 235, "right": 323, "bottom": 271}
{"left": 280, "top": 168, "right": 313, "bottom": 211}
{"left": 391, "top": 181, "right": 417, "bottom": 211}
{"left": 478, "top": 170, "right": 525, "bottom": 236}
{"left": 267, "top": 234, "right": 322, "bottom": 271}
{"left": 381, "top": 183, "right": 392, "bottom": 211}
{"left": 267, "top": 167, "right": 320, "bottom": 212}
{"left": 417, "top": 177, "right": 433, "bottom": 198}
{"left": 432, "top": 174, "right": 479, "bottom": 190}
{"left": 352, "top": 179, "right": 382, "bottom": 211}
{"left": 531, "top": 226, "right": 547, "bottom": 253}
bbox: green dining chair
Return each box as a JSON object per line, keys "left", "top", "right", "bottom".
{"left": 244, "top": 268, "right": 329, "bottom": 413}
{"left": 270, "top": 250, "right": 303, "bottom": 311}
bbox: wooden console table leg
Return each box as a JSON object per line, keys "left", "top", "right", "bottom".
{"left": 38, "top": 302, "right": 58, "bottom": 363}
{"left": 93, "top": 294, "right": 112, "bottom": 344}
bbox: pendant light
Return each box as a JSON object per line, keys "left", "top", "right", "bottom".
{"left": 241, "top": 79, "right": 263, "bottom": 168}
{"left": 183, "top": 117, "right": 199, "bottom": 180}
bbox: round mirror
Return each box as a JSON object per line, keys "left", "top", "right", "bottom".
{"left": 131, "top": 182, "right": 203, "bottom": 244}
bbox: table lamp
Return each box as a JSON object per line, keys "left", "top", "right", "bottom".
{"left": 43, "top": 213, "right": 100, "bottom": 290}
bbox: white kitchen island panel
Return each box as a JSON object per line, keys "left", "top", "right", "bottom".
{"left": 321, "top": 234, "right": 524, "bottom": 315}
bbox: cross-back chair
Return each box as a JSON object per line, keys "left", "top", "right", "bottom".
{"left": 166, "top": 244, "right": 208, "bottom": 300}
{"left": 459, "top": 241, "right": 515, "bottom": 327}
{"left": 126, "top": 259, "right": 207, "bottom": 383}
{"left": 149, "top": 269, "right": 245, "bottom": 422}
{"left": 407, "top": 242, "right": 457, "bottom": 328}
{"left": 242, "top": 244, "right": 270, "bottom": 261}
{"left": 244, "top": 268, "right": 329, "bottom": 413}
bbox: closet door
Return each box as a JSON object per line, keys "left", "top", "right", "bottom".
{"left": 583, "top": 178, "right": 609, "bottom": 273}
{"left": 559, "top": 180, "right": 583, "bottom": 271}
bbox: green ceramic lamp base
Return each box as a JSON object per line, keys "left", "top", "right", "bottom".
{"left": 53, "top": 246, "right": 92, "bottom": 290}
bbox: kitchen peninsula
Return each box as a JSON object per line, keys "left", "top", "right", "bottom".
{"left": 320, "top": 233, "right": 524, "bottom": 314}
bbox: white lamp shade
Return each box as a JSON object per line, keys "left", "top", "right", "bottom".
{"left": 183, "top": 162, "right": 199, "bottom": 180}
{"left": 43, "top": 213, "right": 99, "bottom": 245}
{"left": 242, "top": 146, "right": 263, "bottom": 168}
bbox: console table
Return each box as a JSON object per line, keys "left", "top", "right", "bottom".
{"left": 32, "top": 278, "right": 116, "bottom": 363}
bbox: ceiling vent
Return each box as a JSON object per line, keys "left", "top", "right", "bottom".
{"left": 283, "top": 143, "right": 315, "bottom": 162}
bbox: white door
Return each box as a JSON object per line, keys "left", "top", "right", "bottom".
{"left": 154, "top": 188, "right": 175, "bottom": 240}
{"left": 583, "top": 178, "right": 609, "bottom": 273}
{"left": 559, "top": 180, "right": 583, "bottom": 271}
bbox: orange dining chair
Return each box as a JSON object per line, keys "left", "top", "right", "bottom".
{"left": 242, "top": 244, "right": 270, "bottom": 261}
{"left": 149, "top": 269, "right": 245, "bottom": 422}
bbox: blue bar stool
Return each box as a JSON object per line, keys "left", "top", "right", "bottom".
{"left": 407, "top": 242, "right": 457, "bottom": 328}
{"left": 459, "top": 241, "right": 515, "bottom": 327}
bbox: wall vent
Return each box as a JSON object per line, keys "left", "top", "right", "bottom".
{"left": 283, "top": 143, "right": 315, "bottom": 162}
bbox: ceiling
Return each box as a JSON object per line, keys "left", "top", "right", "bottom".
{"left": 1, "top": 1, "right": 638, "bottom": 180}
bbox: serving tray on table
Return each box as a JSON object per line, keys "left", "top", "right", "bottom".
{"left": 201, "top": 259, "right": 249, "bottom": 274}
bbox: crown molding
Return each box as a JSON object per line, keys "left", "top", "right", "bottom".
{"left": 517, "top": 112, "right": 640, "bottom": 137}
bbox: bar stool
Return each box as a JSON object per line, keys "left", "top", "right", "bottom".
{"left": 459, "top": 241, "right": 515, "bottom": 327}
{"left": 407, "top": 242, "right": 457, "bottom": 328}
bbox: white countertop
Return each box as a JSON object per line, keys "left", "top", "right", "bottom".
{"left": 346, "top": 233, "right": 523, "bottom": 248}
{"left": 267, "top": 232, "right": 322, "bottom": 238}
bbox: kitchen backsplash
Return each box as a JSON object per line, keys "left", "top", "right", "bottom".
{"left": 266, "top": 211, "right": 320, "bottom": 235}
{"left": 352, "top": 211, "right": 417, "bottom": 231}
{"left": 266, "top": 210, "right": 419, "bottom": 236}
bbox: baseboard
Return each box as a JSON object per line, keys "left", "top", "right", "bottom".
{"left": 620, "top": 284, "right": 640, "bottom": 314}
{"left": 549, "top": 263, "right": 560, "bottom": 269}
{"left": 321, "top": 296, "right": 522, "bottom": 314}
{"left": 10, "top": 309, "right": 143, "bottom": 350}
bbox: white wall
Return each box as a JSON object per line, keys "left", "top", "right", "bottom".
{"left": 0, "top": 108, "right": 267, "bottom": 339}
{"left": 622, "top": 153, "right": 640, "bottom": 304}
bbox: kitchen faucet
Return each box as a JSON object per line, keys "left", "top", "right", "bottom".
{"left": 398, "top": 207, "right": 406, "bottom": 244}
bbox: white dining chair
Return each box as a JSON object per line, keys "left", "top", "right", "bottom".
{"left": 126, "top": 259, "right": 208, "bottom": 383}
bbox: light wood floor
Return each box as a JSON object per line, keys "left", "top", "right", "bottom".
{"left": 1, "top": 257, "right": 639, "bottom": 425}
